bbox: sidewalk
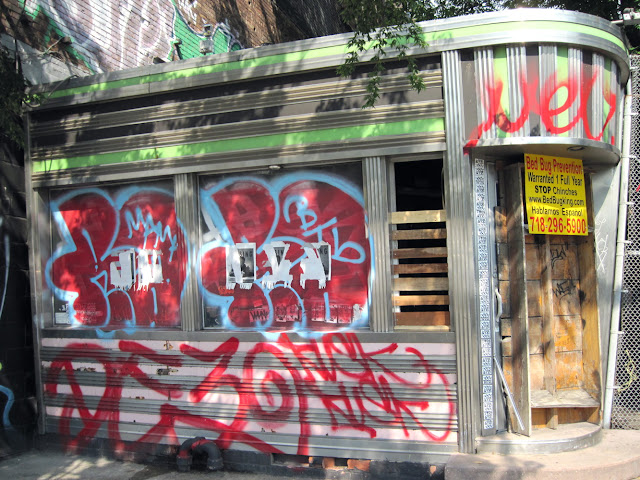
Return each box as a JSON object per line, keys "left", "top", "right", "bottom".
{"left": 1, "top": 429, "right": 640, "bottom": 479}
{"left": 0, "top": 450, "right": 294, "bottom": 480}
{"left": 445, "top": 428, "right": 640, "bottom": 480}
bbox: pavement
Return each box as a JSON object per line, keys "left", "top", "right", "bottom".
{"left": 1, "top": 428, "right": 640, "bottom": 479}
{"left": 0, "top": 450, "right": 290, "bottom": 480}
{"left": 445, "top": 428, "right": 640, "bottom": 480}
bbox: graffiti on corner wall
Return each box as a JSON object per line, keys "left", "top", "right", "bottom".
{"left": 46, "top": 171, "right": 372, "bottom": 335}
{"left": 45, "top": 333, "right": 456, "bottom": 454}
{"left": 466, "top": 61, "right": 619, "bottom": 150}
{"left": 24, "top": 0, "right": 242, "bottom": 74}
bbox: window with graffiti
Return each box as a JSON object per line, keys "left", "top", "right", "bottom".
{"left": 198, "top": 164, "right": 372, "bottom": 333}
{"left": 46, "top": 182, "right": 188, "bottom": 334}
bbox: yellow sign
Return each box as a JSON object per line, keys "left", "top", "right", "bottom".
{"left": 524, "top": 154, "right": 588, "bottom": 236}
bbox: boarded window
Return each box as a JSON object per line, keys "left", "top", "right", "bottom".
{"left": 391, "top": 160, "right": 449, "bottom": 330}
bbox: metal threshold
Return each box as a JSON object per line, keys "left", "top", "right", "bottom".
{"left": 476, "top": 422, "right": 602, "bottom": 455}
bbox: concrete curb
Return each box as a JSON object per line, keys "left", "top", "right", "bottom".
{"left": 445, "top": 429, "right": 640, "bottom": 480}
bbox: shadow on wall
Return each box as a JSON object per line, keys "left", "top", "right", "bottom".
{"left": 0, "top": 142, "right": 36, "bottom": 457}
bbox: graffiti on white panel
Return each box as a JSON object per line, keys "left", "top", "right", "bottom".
{"left": 595, "top": 214, "right": 609, "bottom": 274}
{"left": 25, "top": 0, "right": 242, "bottom": 73}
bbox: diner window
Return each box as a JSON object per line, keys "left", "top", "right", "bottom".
{"left": 198, "top": 163, "right": 371, "bottom": 332}
{"left": 47, "top": 180, "right": 186, "bottom": 330}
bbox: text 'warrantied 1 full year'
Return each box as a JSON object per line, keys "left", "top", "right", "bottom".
{"left": 524, "top": 154, "right": 588, "bottom": 236}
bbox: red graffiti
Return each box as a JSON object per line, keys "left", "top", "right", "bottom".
{"left": 47, "top": 188, "right": 187, "bottom": 329}
{"left": 466, "top": 66, "right": 617, "bottom": 150}
{"left": 45, "top": 334, "right": 455, "bottom": 455}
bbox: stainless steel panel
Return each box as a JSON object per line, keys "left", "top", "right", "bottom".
{"left": 443, "top": 49, "right": 480, "bottom": 454}
{"left": 363, "top": 156, "right": 393, "bottom": 333}
{"left": 175, "top": 174, "right": 200, "bottom": 331}
{"left": 507, "top": 46, "right": 529, "bottom": 138}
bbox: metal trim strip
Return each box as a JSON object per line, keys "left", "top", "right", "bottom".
{"left": 363, "top": 157, "right": 394, "bottom": 333}
{"left": 30, "top": 71, "right": 444, "bottom": 136}
{"left": 32, "top": 11, "right": 627, "bottom": 108}
{"left": 31, "top": 118, "right": 446, "bottom": 173}
{"left": 443, "top": 49, "right": 480, "bottom": 454}
{"left": 31, "top": 101, "right": 445, "bottom": 161}
{"left": 31, "top": 138, "right": 447, "bottom": 188}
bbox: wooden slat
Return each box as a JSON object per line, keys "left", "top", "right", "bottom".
{"left": 393, "top": 294, "right": 449, "bottom": 306}
{"left": 394, "top": 325, "right": 450, "bottom": 332}
{"left": 578, "top": 179, "right": 601, "bottom": 422}
{"left": 540, "top": 235, "right": 558, "bottom": 429}
{"left": 505, "top": 163, "right": 532, "bottom": 436}
{"left": 392, "top": 247, "right": 447, "bottom": 259}
{"left": 393, "top": 263, "right": 448, "bottom": 274}
{"left": 390, "top": 210, "right": 446, "bottom": 225}
{"left": 391, "top": 228, "right": 447, "bottom": 241}
{"left": 393, "top": 277, "right": 448, "bottom": 292}
{"left": 530, "top": 389, "right": 599, "bottom": 408}
{"left": 395, "top": 311, "right": 450, "bottom": 326}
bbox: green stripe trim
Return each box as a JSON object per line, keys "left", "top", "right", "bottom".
{"left": 48, "top": 20, "right": 626, "bottom": 99}
{"left": 32, "top": 117, "right": 445, "bottom": 173}
{"left": 493, "top": 47, "right": 509, "bottom": 139}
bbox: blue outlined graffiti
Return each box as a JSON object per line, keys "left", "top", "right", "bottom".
{"left": 45, "top": 186, "right": 189, "bottom": 337}
{"left": 198, "top": 171, "right": 373, "bottom": 339}
{"left": 0, "top": 217, "right": 13, "bottom": 431}
{"left": 0, "top": 368, "right": 14, "bottom": 431}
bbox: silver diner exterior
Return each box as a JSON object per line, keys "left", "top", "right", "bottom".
{"left": 25, "top": 9, "right": 630, "bottom": 467}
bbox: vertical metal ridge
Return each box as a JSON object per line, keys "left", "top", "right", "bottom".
{"left": 475, "top": 48, "right": 494, "bottom": 141}
{"left": 24, "top": 113, "right": 46, "bottom": 435}
{"left": 568, "top": 48, "right": 582, "bottom": 138}
{"left": 508, "top": 45, "right": 529, "bottom": 137}
{"left": 363, "top": 156, "right": 393, "bottom": 332}
{"left": 174, "top": 174, "right": 201, "bottom": 331}
{"left": 592, "top": 53, "right": 605, "bottom": 143}
{"left": 443, "top": 50, "right": 479, "bottom": 454}
{"left": 539, "top": 45, "right": 557, "bottom": 138}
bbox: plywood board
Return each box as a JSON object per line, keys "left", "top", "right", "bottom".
{"left": 549, "top": 241, "right": 579, "bottom": 280}
{"left": 552, "top": 279, "right": 581, "bottom": 316}
{"left": 499, "top": 280, "right": 510, "bottom": 318}
{"left": 530, "top": 354, "right": 545, "bottom": 390}
{"left": 495, "top": 207, "right": 507, "bottom": 243}
{"left": 526, "top": 281, "right": 542, "bottom": 317}
{"left": 393, "top": 277, "right": 448, "bottom": 292}
{"left": 392, "top": 247, "right": 447, "bottom": 259}
{"left": 556, "top": 351, "right": 584, "bottom": 389}
{"left": 393, "top": 263, "right": 448, "bottom": 275}
{"left": 555, "top": 315, "right": 583, "bottom": 352}
{"left": 393, "top": 294, "right": 449, "bottom": 306}
{"left": 497, "top": 244, "right": 509, "bottom": 280}
{"left": 390, "top": 209, "right": 446, "bottom": 224}
{"left": 504, "top": 163, "right": 531, "bottom": 436}
{"left": 528, "top": 317, "right": 543, "bottom": 355}
{"left": 525, "top": 243, "right": 541, "bottom": 279}
{"left": 558, "top": 407, "right": 598, "bottom": 425}
{"left": 395, "top": 311, "right": 450, "bottom": 326}
{"left": 530, "top": 388, "right": 599, "bottom": 408}
{"left": 391, "top": 228, "right": 447, "bottom": 241}
{"left": 577, "top": 182, "right": 601, "bottom": 416}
